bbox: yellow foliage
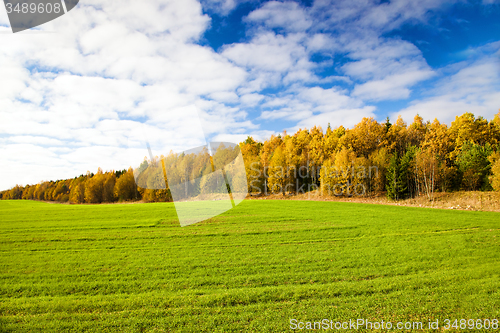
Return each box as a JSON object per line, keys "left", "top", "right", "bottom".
{"left": 489, "top": 152, "right": 500, "bottom": 192}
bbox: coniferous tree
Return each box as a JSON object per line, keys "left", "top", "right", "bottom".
{"left": 456, "top": 142, "right": 493, "bottom": 191}
{"left": 386, "top": 153, "right": 408, "bottom": 200}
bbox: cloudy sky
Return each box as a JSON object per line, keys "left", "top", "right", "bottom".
{"left": 0, "top": 0, "right": 499, "bottom": 190}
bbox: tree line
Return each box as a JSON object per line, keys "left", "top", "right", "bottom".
{"left": 0, "top": 168, "right": 140, "bottom": 203}
{"left": 240, "top": 111, "right": 500, "bottom": 199}
{"left": 1, "top": 111, "right": 500, "bottom": 203}
{"left": 0, "top": 143, "right": 245, "bottom": 204}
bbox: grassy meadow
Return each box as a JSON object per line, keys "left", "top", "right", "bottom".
{"left": 0, "top": 200, "right": 499, "bottom": 332}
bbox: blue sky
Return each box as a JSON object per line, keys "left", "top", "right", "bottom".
{"left": 200, "top": 0, "right": 500, "bottom": 133}
{"left": 0, "top": 0, "right": 499, "bottom": 190}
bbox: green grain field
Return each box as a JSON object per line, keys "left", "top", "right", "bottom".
{"left": 0, "top": 200, "right": 499, "bottom": 332}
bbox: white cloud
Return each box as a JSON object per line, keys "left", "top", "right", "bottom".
{"left": 310, "top": 0, "right": 457, "bottom": 33}
{"left": 0, "top": 58, "right": 30, "bottom": 100}
{"left": 293, "top": 106, "right": 377, "bottom": 133}
{"left": 305, "top": 33, "right": 338, "bottom": 52}
{"left": 342, "top": 38, "right": 427, "bottom": 80}
{"left": 224, "top": 1, "right": 440, "bottom": 128}
{"left": 258, "top": 86, "right": 365, "bottom": 126}
{"left": 239, "top": 93, "right": 265, "bottom": 106}
{"left": 80, "top": 0, "right": 210, "bottom": 39}
{"left": 222, "top": 32, "right": 310, "bottom": 73}
{"left": 0, "top": 0, "right": 498, "bottom": 192}
{"left": 352, "top": 69, "right": 435, "bottom": 101}
{"left": 6, "top": 136, "right": 65, "bottom": 146}
{"left": 297, "top": 86, "right": 360, "bottom": 111}
{"left": 246, "top": 1, "right": 312, "bottom": 32}
{"left": 338, "top": 36, "right": 436, "bottom": 100}
{"left": 261, "top": 108, "right": 312, "bottom": 121}
{"left": 0, "top": 0, "right": 257, "bottom": 190}
{"left": 394, "top": 55, "right": 500, "bottom": 124}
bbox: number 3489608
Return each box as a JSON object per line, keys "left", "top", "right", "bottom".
{"left": 5, "top": 2, "right": 62, "bottom": 14}
{"left": 443, "top": 319, "right": 498, "bottom": 330}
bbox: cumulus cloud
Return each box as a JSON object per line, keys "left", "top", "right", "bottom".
{"left": 394, "top": 51, "right": 500, "bottom": 124}
{"left": 310, "top": 0, "right": 457, "bottom": 33}
{"left": 245, "top": 1, "right": 312, "bottom": 32}
{"left": 258, "top": 85, "right": 368, "bottom": 131}
{"left": 352, "top": 69, "right": 435, "bottom": 101}
{"left": 293, "top": 106, "right": 377, "bottom": 132}
{"left": 222, "top": 32, "right": 310, "bottom": 73}
{"left": 0, "top": 0, "right": 255, "bottom": 190}
{"left": 221, "top": 0, "right": 444, "bottom": 130}
{"left": 0, "top": 0, "right": 499, "bottom": 191}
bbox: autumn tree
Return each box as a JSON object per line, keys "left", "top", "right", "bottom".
{"left": 146, "top": 157, "right": 171, "bottom": 202}
{"left": 52, "top": 180, "right": 70, "bottom": 202}
{"left": 349, "top": 117, "right": 384, "bottom": 158}
{"left": 267, "top": 145, "right": 293, "bottom": 195}
{"left": 449, "top": 113, "right": 490, "bottom": 160}
{"left": 407, "top": 114, "right": 427, "bottom": 148}
{"left": 385, "top": 115, "right": 408, "bottom": 156}
{"left": 84, "top": 168, "right": 106, "bottom": 203}
{"left": 102, "top": 172, "right": 116, "bottom": 203}
{"left": 261, "top": 135, "right": 283, "bottom": 192}
{"left": 488, "top": 110, "right": 500, "bottom": 146}
{"left": 323, "top": 125, "right": 344, "bottom": 158}
{"left": 307, "top": 126, "right": 324, "bottom": 186}
{"left": 114, "top": 168, "right": 138, "bottom": 201}
{"left": 283, "top": 131, "right": 307, "bottom": 192}
{"left": 69, "top": 177, "right": 86, "bottom": 204}
{"left": 320, "top": 148, "right": 368, "bottom": 197}
{"left": 240, "top": 137, "right": 264, "bottom": 194}
{"left": 7, "top": 185, "right": 23, "bottom": 200}
{"left": 415, "top": 148, "right": 438, "bottom": 200}
{"left": 489, "top": 151, "right": 500, "bottom": 191}
{"left": 368, "top": 148, "right": 390, "bottom": 194}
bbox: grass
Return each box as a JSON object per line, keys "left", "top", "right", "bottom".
{"left": 249, "top": 190, "right": 500, "bottom": 213}
{"left": 0, "top": 200, "right": 499, "bottom": 332}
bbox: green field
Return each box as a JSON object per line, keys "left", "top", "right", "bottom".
{"left": 0, "top": 200, "right": 499, "bottom": 332}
